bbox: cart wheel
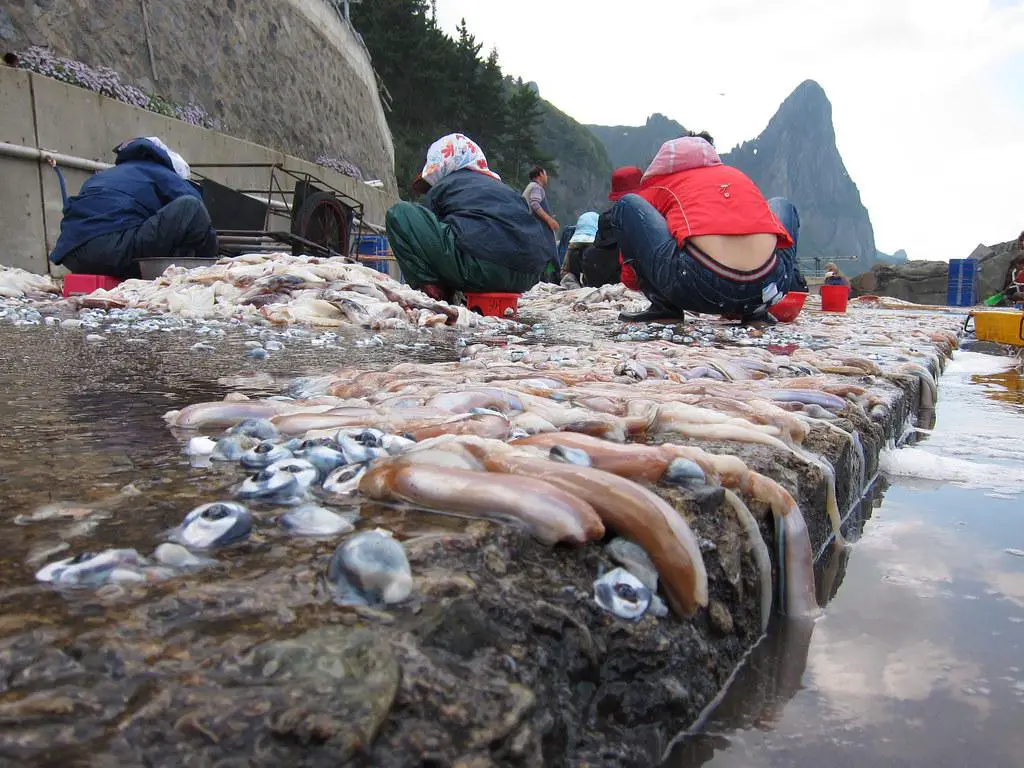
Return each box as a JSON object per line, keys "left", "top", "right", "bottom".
{"left": 294, "top": 191, "right": 350, "bottom": 256}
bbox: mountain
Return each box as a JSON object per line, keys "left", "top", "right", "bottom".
{"left": 587, "top": 113, "right": 689, "bottom": 170}
{"left": 587, "top": 81, "right": 880, "bottom": 276}
{"left": 536, "top": 98, "right": 614, "bottom": 227}
{"left": 875, "top": 248, "right": 910, "bottom": 266}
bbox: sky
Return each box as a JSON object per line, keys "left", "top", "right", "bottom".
{"left": 434, "top": 0, "right": 1024, "bottom": 262}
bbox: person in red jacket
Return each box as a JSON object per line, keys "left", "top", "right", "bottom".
{"left": 607, "top": 166, "right": 644, "bottom": 290}
{"left": 601, "top": 135, "right": 805, "bottom": 323}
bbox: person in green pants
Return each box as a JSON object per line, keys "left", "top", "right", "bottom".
{"left": 385, "top": 133, "right": 555, "bottom": 302}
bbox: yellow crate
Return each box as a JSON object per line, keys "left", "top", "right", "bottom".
{"left": 971, "top": 310, "right": 1024, "bottom": 347}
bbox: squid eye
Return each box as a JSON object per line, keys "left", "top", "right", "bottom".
{"left": 201, "top": 504, "right": 231, "bottom": 521}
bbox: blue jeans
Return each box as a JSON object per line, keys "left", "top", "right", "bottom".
{"left": 608, "top": 194, "right": 803, "bottom": 319}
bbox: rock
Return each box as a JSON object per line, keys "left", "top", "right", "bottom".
{"left": 852, "top": 239, "right": 1022, "bottom": 304}
{"left": 687, "top": 485, "right": 726, "bottom": 517}
{"left": 117, "top": 627, "right": 400, "bottom": 763}
{"left": 708, "top": 600, "right": 735, "bottom": 636}
{"left": 723, "top": 80, "right": 877, "bottom": 275}
{"left": 481, "top": 545, "right": 507, "bottom": 576}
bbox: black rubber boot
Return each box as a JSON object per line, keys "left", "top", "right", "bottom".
{"left": 618, "top": 302, "right": 683, "bottom": 323}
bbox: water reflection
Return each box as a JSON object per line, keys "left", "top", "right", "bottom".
{"left": 664, "top": 486, "right": 879, "bottom": 766}
{"left": 664, "top": 351, "right": 1024, "bottom": 768}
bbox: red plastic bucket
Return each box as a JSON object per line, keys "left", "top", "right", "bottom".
{"left": 767, "top": 291, "right": 808, "bottom": 323}
{"left": 820, "top": 284, "right": 850, "bottom": 313}
{"left": 62, "top": 274, "right": 123, "bottom": 297}
{"left": 464, "top": 291, "right": 520, "bottom": 317}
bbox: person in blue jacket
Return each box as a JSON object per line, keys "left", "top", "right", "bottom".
{"left": 48, "top": 137, "right": 218, "bottom": 279}
{"left": 385, "top": 133, "right": 553, "bottom": 302}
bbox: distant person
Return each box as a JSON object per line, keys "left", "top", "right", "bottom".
{"left": 822, "top": 262, "right": 851, "bottom": 288}
{"left": 523, "top": 165, "right": 560, "bottom": 282}
{"left": 560, "top": 211, "right": 599, "bottom": 288}
{"left": 606, "top": 165, "right": 645, "bottom": 291}
{"left": 385, "top": 133, "right": 553, "bottom": 302}
{"left": 523, "top": 165, "right": 559, "bottom": 234}
{"left": 48, "top": 137, "right": 217, "bottom": 279}
{"left": 1004, "top": 256, "right": 1024, "bottom": 305}
{"left": 600, "top": 135, "right": 805, "bottom": 323}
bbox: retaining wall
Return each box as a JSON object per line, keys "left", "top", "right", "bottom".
{"left": 0, "top": 0, "right": 395, "bottom": 192}
{"left": 0, "top": 65, "right": 398, "bottom": 275}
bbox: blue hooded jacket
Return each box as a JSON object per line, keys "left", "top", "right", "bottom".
{"left": 49, "top": 138, "right": 206, "bottom": 264}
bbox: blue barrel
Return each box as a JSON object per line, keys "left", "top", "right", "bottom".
{"left": 946, "top": 259, "right": 979, "bottom": 307}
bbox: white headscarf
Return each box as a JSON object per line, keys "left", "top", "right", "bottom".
{"left": 145, "top": 136, "right": 191, "bottom": 180}
{"left": 420, "top": 133, "right": 501, "bottom": 187}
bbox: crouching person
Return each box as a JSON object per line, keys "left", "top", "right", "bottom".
{"left": 49, "top": 137, "right": 218, "bottom": 279}
{"left": 385, "top": 133, "right": 553, "bottom": 302}
{"left": 602, "top": 136, "right": 805, "bottom": 323}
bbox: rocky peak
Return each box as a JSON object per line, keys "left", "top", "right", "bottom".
{"left": 723, "top": 80, "right": 877, "bottom": 274}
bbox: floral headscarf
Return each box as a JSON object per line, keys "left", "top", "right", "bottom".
{"left": 641, "top": 136, "right": 721, "bottom": 183}
{"left": 420, "top": 133, "right": 501, "bottom": 187}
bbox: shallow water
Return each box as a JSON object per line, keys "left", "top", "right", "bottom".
{"left": 667, "top": 350, "right": 1024, "bottom": 768}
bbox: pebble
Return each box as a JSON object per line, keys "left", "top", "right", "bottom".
{"left": 482, "top": 545, "right": 507, "bottom": 576}
{"left": 60, "top": 319, "right": 83, "bottom": 329}
{"left": 190, "top": 342, "right": 215, "bottom": 352}
{"left": 708, "top": 600, "right": 735, "bottom": 635}
{"left": 85, "top": 334, "right": 104, "bottom": 343}
{"left": 246, "top": 347, "right": 269, "bottom": 360}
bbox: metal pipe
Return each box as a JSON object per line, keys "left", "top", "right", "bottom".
{"left": 0, "top": 141, "right": 112, "bottom": 172}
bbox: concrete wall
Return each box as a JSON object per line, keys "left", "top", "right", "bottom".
{"left": 0, "top": 0, "right": 396, "bottom": 196}
{"left": 0, "top": 65, "right": 399, "bottom": 275}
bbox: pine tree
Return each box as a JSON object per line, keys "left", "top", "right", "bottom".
{"left": 503, "top": 79, "right": 555, "bottom": 188}
{"left": 449, "top": 20, "right": 482, "bottom": 131}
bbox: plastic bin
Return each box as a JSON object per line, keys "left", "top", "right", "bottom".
{"left": 971, "top": 310, "right": 1024, "bottom": 347}
{"left": 820, "top": 284, "right": 850, "bottom": 313}
{"left": 767, "top": 292, "right": 807, "bottom": 323}
{"left": 62, "top": 274, "right": 122, "bottom": 297}
{"left": 464, "top": 292, "right": 520, "bottom": 317}
{"left": 946, "top": 258, "right": 979, "bottom": 307}
{"left": 354, "top": 234, "right": 390, "bottom": 275}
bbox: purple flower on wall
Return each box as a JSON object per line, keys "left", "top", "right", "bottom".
{"left": 314, "top": 153, "right": 365, "bottom": 181}
{"left": 15, "top": 46, "right": 221, "bottom": 130}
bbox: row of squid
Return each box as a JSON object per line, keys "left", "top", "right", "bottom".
{"left": 40, "top": 307, "right": 959, "bottom": 627}
{"left": 156, "top": 349, "right": 945, "bottom": 627}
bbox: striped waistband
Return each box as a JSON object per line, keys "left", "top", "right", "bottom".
{"left": 683, "top": 241, "right": 779, "bottom": 283}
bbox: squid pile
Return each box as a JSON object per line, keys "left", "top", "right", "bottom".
{"left": 61, "top": 252, "right": 512, "bottom": 330}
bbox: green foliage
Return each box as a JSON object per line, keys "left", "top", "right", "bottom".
{"left": 351, "top": 0, "right": 608, "bottom": 217}
{"left": 502, "top": 79, "right": 554, "bottom": 188}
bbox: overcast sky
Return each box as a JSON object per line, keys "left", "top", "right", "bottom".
{"left": 434, "top": 0, "right": 1024, "bottom": 262}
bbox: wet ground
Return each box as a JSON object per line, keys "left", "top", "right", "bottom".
{"left": 666, "top": 351, "right": 1024, "bottom": 768}
{"left": 0, "top": 316, "right": 769, "bottom": 766}
{"left": 0, "top": 301, "right": 1007, "bottom": 766}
